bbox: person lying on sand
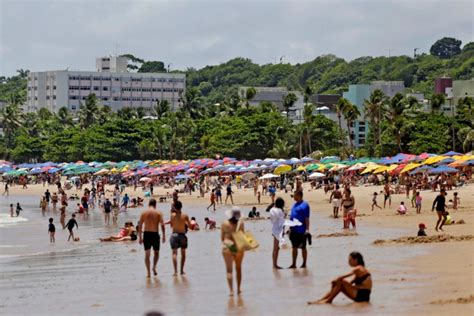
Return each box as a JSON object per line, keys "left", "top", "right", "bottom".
{"left": 100, "top": 222, "right": 137, "bottom": 242}
{"left": 308, "top": 252, "right": 372, "bottom": 304}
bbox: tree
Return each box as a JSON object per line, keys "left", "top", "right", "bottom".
{"left": 244, "top": 87, "right": 256, "bottom": 108}
{"left": 56, "top": 107, "right": 74, "bottom": 127}
{"left": 0, "top": 103, "right": 24, "bottom": 148}
{"left": 384, "top": 93, "right": 418, "bottom": 151}
{"left": 268, "top": 139, "right": 292, "bottom": 158}
{"left": 139, "top": 61, "right": 166, "bottom": 73}
{"left": 283, "top": 92, "right": 298, "bottom": 118}
{"left": 430, "top": 37, "right": 462, "bottom": 59}
{"left": 364, "top": 89, "right": 386, "bottom": 152}
{"left": 341, "top": 99, "right": 360, "bottom": 149}
{"left": 335, "top": 98, "right": 345, "bottom": 132}
{"left": 181, "top": 87, "right": 203, "bottom": 119}
{"left": 78, "top": 94, "right": 100, "bottom": 128}
{"left": 154, "top": 100, "right": 170, "bottom": 119}
{"left": 430, "top": 94, "right": 446, "bottom": 114}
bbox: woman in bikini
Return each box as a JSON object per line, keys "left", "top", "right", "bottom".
{"left": 308, "top": 251, "right": 372, "bottom": 304}
{"left": 221, "top": 207, "right": 245, "bottom": 296}
{"left": 341, "top": 189, "right": 355, "bottom": 228}
{"left": 100, "top": 222, "right": 137, "bottom": 242}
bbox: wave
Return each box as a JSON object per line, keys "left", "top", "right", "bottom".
{"left": 0, "top": 214, "right": 29, "bottom": 227}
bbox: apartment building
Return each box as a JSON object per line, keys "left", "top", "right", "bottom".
{"left": 26, "top": 56, "right": 186, "bottom": 113}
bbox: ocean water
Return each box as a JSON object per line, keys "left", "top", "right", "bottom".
{"left": 0, "top": 192, "right": 433, "bottom": 315}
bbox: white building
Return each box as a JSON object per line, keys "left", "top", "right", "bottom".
{"left": 26, "top": 56, "right": 186, "bottom": 113}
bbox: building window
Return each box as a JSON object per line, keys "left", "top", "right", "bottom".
{"left": 53, "top": 96, "right": 56, "bottom": 100}
{"left": 359, "top": 126, "right": 365, "bottom": 132}
{"left": 46, "top": 96, "right": 50, "bottom": 100}
{"left": 71, "top": 105, "right": 76, "bottom": 110}
{"left": 103, "top": 86, "right": 108, "bottom": 91}
{"left": 93, "top": 86, "right": 99, "bottom": 91}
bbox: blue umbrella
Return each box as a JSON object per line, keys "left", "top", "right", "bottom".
{"left": 175, "top": 174, "right": 190, "bottom": 180}
{"left": 428, "top": 166, "right": 459, "bottom": 174}
{"left": 443, "top": 151, "right": 461, "bottom": 156}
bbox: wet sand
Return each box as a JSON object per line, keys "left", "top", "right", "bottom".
{"left": 1, "top": 182, "right": 473, "bottom": 315}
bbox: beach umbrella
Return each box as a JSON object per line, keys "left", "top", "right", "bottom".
{"left": 443, "top": 151, "right": 461, "bottom": 156}
{"left": 400, "top": 163, "right": 421, "bottom": 174}
{"left": 241, "top": 172, "right": 256, "bottom": 181}
{"left": 422, "top": 156, "right": 445, "bottom": 165}
{"left": 29, "top": 167, "right": 43, "bottom": 174}
{"left": 409, "top": 165, "right": 433, "bottom": 175}
{"left": 274, "top": 164, "right": 292, "bottom": 175}
{"left": 347, "top": 163, "right": 367, "bottom": 171}
{"left": 329, "top": 164, "right": 349, "bottom": 172}
{"left": 361, "top": 164, "right": 381, "bottom": 174}
{"left": 259, "top": 173, "right": 279, "bottom": 180}
{"left": 175, "top": 174, "right": 190, "bottom": 180}
{"left": 0, "top": 165, "right": 13, "bottom": 173}
{"left": 139, "top": 177, "right": 152, "bottom": 182}
{"left": 296, "top": 165, "right": 306, "bottom": 171}
{"left": 439, "top": 157, "right": 455, "bottom": 164}
{"left": 428, "top": 166, "right": 459, "bottom": 174}
{"left": 48, "top": 168, "right": 60, "bottom": 174}
{"left": 301, "top": 157, "right": 314, "bottom": 163}
{"left": 308, "top": 172, "right": 325, "bottom": 179}
{"left": 94, "top": 168, "right": 109, "bottom": 176}
{"left": 459, "top": 159, "right": 474, "bottom": 166}
{"left": 305, "top": 164, "right": 320, "bottom": 172}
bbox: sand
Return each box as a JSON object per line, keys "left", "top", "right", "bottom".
{"left": 2, "top": 180, "right": 473, "bottom": 315}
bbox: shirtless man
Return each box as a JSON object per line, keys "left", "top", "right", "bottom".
{"left": 383, "top": 183, "right": 391, "bottom": 208}
{"left": 138, "top": 199, "right": 166, "bottom": 278}
{"left": 169, "top": 200, "right": 191, "bottom": 276}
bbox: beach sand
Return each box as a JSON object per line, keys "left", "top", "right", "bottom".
{"left": 1, "top": 181, "right": 473, "bottom": 315}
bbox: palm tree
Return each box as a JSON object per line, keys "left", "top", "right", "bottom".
{"left": 457, "top": 96, "right": 473, "bottom": 123}
{"left": 154, "top": 100, "right": 170, "bottom": 119}
{"left": 283, "top": 92, "right": 298, "bottom": 118}
{"left": 0, "top": 103, "right": 24, "bottom": 148}
{"left": 304, "top": 84, "right": 314, "bottom": 104}
{"left": 56, "top": 107, "right": 74, "bottom": 127}
{"left": 364, "top": 89, "right": 386, "bottom": 150}
{"left": 335, "top": 98, "right": 345, "bottom": 132}
{"left": 78, "top": 94, "right": 100, "bottom": 128}
{"left": 431, "top": 93, "right": 446, "bottom": 114}
{"left": 303, "top": 103, "right": 315, "bottom": 155}
{"left": 244, "top": 87, "right": 257, "bottom": 108}
{"left": 97, "top": 105, "right": 112, "bottom": 124}
{"left": 341, "top": 99, "right": 360, "bottom": 149}
{"left": 268, "top": 139, "right": 292, "bottom": 158}
{"left": 384, "top": 93, "right": 418, "bottom": 151}
{"left": 182, "top": 87, "right": 203, "bottom": 119}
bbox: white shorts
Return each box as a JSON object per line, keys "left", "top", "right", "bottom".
{"left": 332, "top": 199, "right": 341, "bottom": 207}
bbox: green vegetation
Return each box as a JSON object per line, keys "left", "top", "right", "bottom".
{"left": 0, "top": 38, "right": 473, "bottom": 162}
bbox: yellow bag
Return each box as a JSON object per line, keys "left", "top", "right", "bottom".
{"left": 232, "top": 221, "right": 259, "bottom": 251}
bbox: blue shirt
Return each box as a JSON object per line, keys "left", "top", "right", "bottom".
{"left": 290, "top": 200, "right": 310, "bottom": 234}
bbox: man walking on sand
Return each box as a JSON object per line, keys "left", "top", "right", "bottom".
{"left": 138, "top": 199, "right": 166, "bottom": 278}
{"left": 169, "top": 200, "right": 192, "bottom": 276}
{"left": 289, "top": 191, "right": 311, "bottom": 269}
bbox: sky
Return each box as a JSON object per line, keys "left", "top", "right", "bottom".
{"left": 0, "top": 0, "right": 473, "bottom": 76}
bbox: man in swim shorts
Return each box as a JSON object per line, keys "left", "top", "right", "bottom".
{"left": 169, "top": 200, "right": 192, "bottom": 276}
{"left": 138, "top": 199, "right": 166, "bottom": 278}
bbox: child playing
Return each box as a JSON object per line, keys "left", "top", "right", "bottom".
{"left": 397, "top": 201, "right": 407, "bottom": 215}
{"left": 16, "top": 203, "right": 23, "bottom": 217}
{"left": 257, "top": 191, "right": 261, "bottom": 205}
{"left": 189, "top": 217, "right": 200, "bottom": 231}
{"left": 417, "top": 223, "right": 427, "bottom": 236}
{"left": 371, "top": 192, "right": 382, "bottom": 211}
{"left": 64, "top": 214, "right": 79, "bottom": 241}
{"left": 207, "top": 189, "right": 216, "bottom": 211}
{"left": 415, "top": 192, "right": 422, "bottom": 214}
{"left": 76, "top": 203, "right": 84, "bottom": 214}
{"left": 453, "top": 192, "right": 460, "bottom": 210}
{"left": 204, "top": 217, "right": 216, "bottom": 230}
{"left": 48, "top": 218, "right": 56, "bottom": 243}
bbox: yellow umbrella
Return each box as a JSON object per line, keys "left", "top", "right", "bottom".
{"left": 171, "top": 160, "right": 179, "bottom": 164}
{"left": 110, "top": 168, "right": 118, "bottom": 174}
{"left": 361, "top": 164, "right": 381, "bottom": 174}
{"left": 423, "top": 156, "right": 445, "bottom": 165}
{"left": 330, "top": 164, "right": 349, "bottom": 172}
{"left": 373, "top": 165, "right": 389, "bottom": 174}
{"left": 296, "top": 165, "right": 306, "bottom": 171}
{"left": 400, "top": 163, "right": 421, "bottom": 174}
{"left": 274, "top": 164, "right": 292, "bottom": 175}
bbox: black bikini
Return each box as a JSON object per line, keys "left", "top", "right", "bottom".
{"left": 352, "top": 273, "right": 371, "bottom": 302}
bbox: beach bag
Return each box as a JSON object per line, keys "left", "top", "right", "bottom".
{"left": 232, "top": 221, "right": 259, "bottom": 251}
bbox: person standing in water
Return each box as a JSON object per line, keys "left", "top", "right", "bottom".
{"left": 48, "top": 218, "right": 56, "bottom": 243}
{"left": 289, "top": 191, "right": 310, "bottom": 269}
{"left": 16, "top": 203, "right": 23, "bottom": 217}
{"left": 65, "top": 213, "right": 78, "bottom": 241}
{"left": 270, "top": 197, "right": 286, "bottom": 269}
{"left": 329, "top": 185, "right": 342, "bottom": 218}
{"left": 169, "top": 200, "right": 192, "bottom": 276}
{"left": 138, "top": 199, "right": 166, "bottom": 278}
{"left": 308, "top": 252, "right": 372, "bottom": 304}
{"left": 3, "top": 182, "right": 9, "bottom": 196}
{"left": 221, "top": 207, "right": 245, "bottom": 296}
{"left": 10, "top": 204, "right": 14, "bottom": 217}
{"left": 103, "top": 198, "right": 112, "bottom": 226}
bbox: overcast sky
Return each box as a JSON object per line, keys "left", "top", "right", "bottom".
{"left": 0, "top": 0, "right": 472, "bottom": 76}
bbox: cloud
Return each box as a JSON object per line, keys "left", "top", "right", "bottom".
{"left": 0, "top": 0, "right": 472, "bottom": 76}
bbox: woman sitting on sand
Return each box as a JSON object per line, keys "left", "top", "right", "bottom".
{"left": 308, "top": 252, "right": 372, "bottom": 304}
{"left": 100, "top": 222, "right": 137, "bottom": 242}
{"left": 221, "top": 207, "right": 245, "bottom": 296}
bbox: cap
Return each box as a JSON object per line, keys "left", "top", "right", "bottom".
{"left": 419, "top": 223, "right": 427, "bottom": 229}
